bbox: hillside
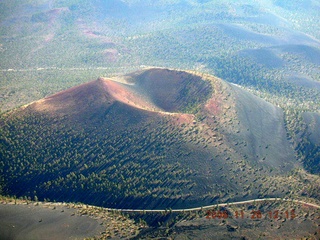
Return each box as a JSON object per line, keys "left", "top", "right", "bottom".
{"left": 1, "top": 68, "right": 318, "bottom": 210}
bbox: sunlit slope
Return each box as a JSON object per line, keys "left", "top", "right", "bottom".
{"left": 0, "top": 69, "right": 306, "bottom": 209}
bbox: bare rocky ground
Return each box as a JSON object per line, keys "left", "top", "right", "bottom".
{"left": 0, "top": 198, "right": 143, "bottom": 240}
{"left": 0, "top": 203, "right": 104, "bottom": 240}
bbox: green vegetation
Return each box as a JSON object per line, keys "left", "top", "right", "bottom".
{"left": 0, "top": 109, "right": 194, "bottom": 208}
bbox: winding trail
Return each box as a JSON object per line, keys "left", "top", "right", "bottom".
{"left": 106, "top": 198, "right": 320, "bottom": 213}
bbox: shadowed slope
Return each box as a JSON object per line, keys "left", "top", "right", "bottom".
{"left": 300, "top": 112, "right": 320, "bottom": 173}
{"left": 128, "top": 68, "right": 212, "bottom": 112}
{"left": 228, "top": 84, "right": 296, "bottom": 170}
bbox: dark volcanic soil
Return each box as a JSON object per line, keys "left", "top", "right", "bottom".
{"left": 0, "top": 203, "right": 104, "bottom": 240}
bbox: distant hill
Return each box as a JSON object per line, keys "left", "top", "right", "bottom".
{"left": 2, "top": 68, "right": 316, "bottom": 210}
{"left": 1, "top": 0, "right": 320, "bottom": 114}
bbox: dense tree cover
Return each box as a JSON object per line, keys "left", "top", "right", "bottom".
{"left": 0, "top": 110, "right": 198, "bottom": 208}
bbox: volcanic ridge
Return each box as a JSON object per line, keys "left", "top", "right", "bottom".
{"left": 0, "top": 68, "right": 305, "bottom": 210}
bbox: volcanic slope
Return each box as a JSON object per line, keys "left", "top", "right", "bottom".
{"left": 0, "top": 68, "right": 306, "bottom": 210}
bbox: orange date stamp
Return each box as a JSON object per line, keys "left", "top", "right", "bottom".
{"left": 206, "top": 209, "right": 296, "bottom": 220}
